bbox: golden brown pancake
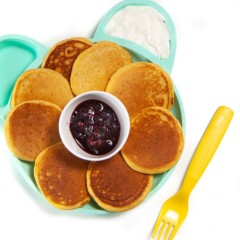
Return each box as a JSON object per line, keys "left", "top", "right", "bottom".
{"left": 70, "top": 41, "right": 132, "bottom": 95}
{"left": 105, "top": 62, "right": 174, "bottom": 116}
{"left": 87, "top": 153, "right": 153, "bottom": 212}
{"left": 5, "top": 100, "right": 61, "bottom": 162}
{"left": 121, "top": 106, "right": 184, "bottom": 174}
{"left": 34, "top": 142, "right": 90, "bottom": 210}
{"left": 11, "top": 68, "right": 74, "bottom": 109}
{"left": 41, "top": 37, "right": 93, "bottom": 81}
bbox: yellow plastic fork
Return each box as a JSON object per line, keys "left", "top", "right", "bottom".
{"left": 151, "top": 106, "right": 234, "bottom": 240}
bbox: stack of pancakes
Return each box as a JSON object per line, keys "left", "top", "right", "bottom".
{"left": 4, "top": 37, "right": 184, "bottom": 212}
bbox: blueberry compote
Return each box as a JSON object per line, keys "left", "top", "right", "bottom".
{"left": 70, "top": 100, "right": 120, "bottom": 155}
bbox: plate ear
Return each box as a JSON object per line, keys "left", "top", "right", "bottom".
{"left": 0, "top": 34, "right": 47, "bottom": 113}
{"left": 91, "top": 0, "right": 176, "bottom": 74}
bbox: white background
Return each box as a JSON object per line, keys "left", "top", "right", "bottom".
{"left": 1, "top": 0, "right": 240, "bottom": 239}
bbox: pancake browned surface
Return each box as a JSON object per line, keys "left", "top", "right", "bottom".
{"left": 11, "top": 68, "right": 74, "bottom": 109}
{"left": 5, "top": 100, "right": 61, "bottom": 162}
{"left": 34, "top": 142, "right": 90, "bottom": 210}
{"left": 121, "top": 107, "right": 184, "bottom": 174}
{"left": 105, "top": 62, "right": 174, "bottom": 116}
{"left": 87, "top": 153, "right": 153, "bottom": 212}
{"left": 70, "top": 41, "right": 132, "bottom": 95}
{"left": 41, "top": 37, "right": 93, "bottom": 81}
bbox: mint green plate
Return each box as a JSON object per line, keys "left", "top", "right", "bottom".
{"left": 0, "top": 0, "right": 185, "bottom": 214}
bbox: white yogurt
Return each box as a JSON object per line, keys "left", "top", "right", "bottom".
{"left": 105, "top": 6, "right": 170, "bottom": 59}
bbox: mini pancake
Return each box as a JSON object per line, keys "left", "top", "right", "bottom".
{"left": 105, "top": 62, "right": 174, "bottom": 116}
{"left": 70, "top": 41, "right": 132, "bottom": 95}
{"left": 11, "top": 68, "right": 74, "bottom": 109}
{"left": 41, "top": 37, "right": 93, "bottom": 81}
{"left": 34, "top": 142, "right": 90, "bottom": 210}
{"left": 87, "top": 153, "right": 153, "bottom": 212}
{"left": 121, "top": 106, "right": 184, "bottom": 174}
{"left": 5, "top": 100, "right": 61, "bottom": 162}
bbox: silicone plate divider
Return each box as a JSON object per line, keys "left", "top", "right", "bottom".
{"left": 0, "top": 0, "right": 185, "bottom": 215}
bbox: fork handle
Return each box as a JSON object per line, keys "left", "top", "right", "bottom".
{"left": 180, "top": 106, "right": 234, "bottom": 195}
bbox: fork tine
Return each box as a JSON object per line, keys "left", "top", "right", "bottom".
{"left": 168, "top": 226, "right": 178, "bottom": 240}
{"left": 152, "top": 212, "right": 164, "bottom": 238}
{"left": 163, "top": 223, "right": 173, "bottom": 240}
{"left": 156, "top": 221, "right": 167, "bottom": 240}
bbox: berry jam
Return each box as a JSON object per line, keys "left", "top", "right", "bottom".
{"left": 70, "top": 100, "right": 120, "bottom": 155}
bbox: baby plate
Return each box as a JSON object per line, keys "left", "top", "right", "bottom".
{"left": 0, "top": 0, "right": 185, "bottom": 214}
